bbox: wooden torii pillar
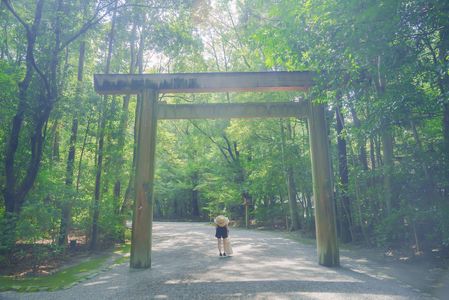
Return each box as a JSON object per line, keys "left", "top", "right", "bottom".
{"left": 94, "top": 71, "right": 339, "bottom": 268}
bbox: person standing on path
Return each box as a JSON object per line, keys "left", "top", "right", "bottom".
{"left": 214, "top": 215, "right": 229, "bottom": 256}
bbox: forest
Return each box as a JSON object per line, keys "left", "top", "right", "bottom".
{"left": 1, "top": 0, "right": 449, "bottom": 272}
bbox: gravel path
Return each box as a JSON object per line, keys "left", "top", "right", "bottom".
{"left": 0, "top": 222, "right": 435, "bottom": 299}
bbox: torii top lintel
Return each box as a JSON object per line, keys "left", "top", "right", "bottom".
{"left": 94, "top": 71, "right": 315, "bottom": 94}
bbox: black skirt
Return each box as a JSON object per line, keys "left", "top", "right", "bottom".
{"left": 215, "top": 226, "right": 228, "bottom": 239}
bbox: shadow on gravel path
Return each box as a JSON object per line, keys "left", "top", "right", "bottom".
{"left": 0, "top": 222, "right": 440, "bottom": 299}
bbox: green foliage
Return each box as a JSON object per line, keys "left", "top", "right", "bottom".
{"left": 97, "top": 196, "right": 126, "bottom": 245}
{"left": 2, "top": 0, "right": 449, "bottom": 267}
{"left": 252, "top": 200, "right": 286, "bottom": 228}
{"left": 16, "top": 201, "right": 60, "bottom": 244}
{"left": 374, "top": 210, "right": 407, "bottom": 247}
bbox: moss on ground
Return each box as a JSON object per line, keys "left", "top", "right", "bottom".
{"left": 0, "top": 256, "right": 108, "bottom": 292}
{"left": 0, "top": 242, "right": 132, "bottom": 292}
{"left": 113, "top": 242, "right": 131, "bottom": 265}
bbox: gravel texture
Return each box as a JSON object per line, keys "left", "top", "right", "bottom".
{"left": 0, "top": 222, "right": 435, "bottom": 299}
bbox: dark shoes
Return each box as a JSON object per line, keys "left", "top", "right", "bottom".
{"left": 223, "top": 253, "right": 227, "bottom": 256}
{"left": 219, "top": 253, "right": 222, "bottom": 256}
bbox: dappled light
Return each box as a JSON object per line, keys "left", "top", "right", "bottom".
{"left": 2, "top": 0, "right": 449, "bottom": 298}
{"left": 0, "top": 222, "right": 436, "bottom": 298}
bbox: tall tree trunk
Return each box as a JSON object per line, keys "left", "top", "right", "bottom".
{"left": 375, "top": 55, "right": 394, "bottom": 215}
{"left": 120, "top": 23, "right": 145, "bottom": 214}
{"left": 2, "top": 0, "right": 46, "bottom": 249}
{"left": 348, "top": 141, "right": 370, "bottom": 244}
{"left": 438, "top": 17, "right": 449, "bottom": 169}
{"left": 375, "top": 134, "right": 383, "bottom": 166}
{"left": 349, "top": 104, "right": 368, "bottom": 170}
{"left": 304, "top": 193, "right": 314, "bottom": 231}
{"left": 410, "top": 121, "right": 431, "bottom": 184}
{"left": 369, "top": 137, "right": 376, "bottom": 169}
{"left": 120, "top": 98, "right": 139, "bottom": 214}
{"left": 191, "top": 172, "right": 200, "bottom": 217}
{"left": 90, "top": 109, "right": 105, "bottom": 250}
{"left": 381, "top": 128, "right": 394, "bottom": 215}
{"left": 58, "top": 38, "right": 85, "bottom": 247}
{"left": 444, "top": 103, "right": 449, "bottom": 168}
{"left": 2, "top": 0, "right": 44, "bottom": 211}
{"left": 76, "top": 114, "right": 92, "bottom": 192}
{"left": 113, "top": 181, "right": 121, "bottom": 215}
{"left": 280, "top": 120, "right": 301, "bottom": 231}
{"left": 286, "top": 167, "right": 300, "bottom": 230}
{"left": 90, "top": 0, "right": 118, "bottom": 250}
{"left": 58, "top": 118, "right": 78, "bottom": 246}
{"left": 114, "top": 22, "right": 137, "bottom": 215}
{"left": 335, "top": 105, "right": 353, "bottom": 243}
{"left": 51, "top": 120, "right": 60, "bottom": 162}
{"left": 437, "top": 18, "right": 449, "bottom": 195}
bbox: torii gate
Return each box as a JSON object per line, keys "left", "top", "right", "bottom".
{"left": 94, "top": 71, "right": 339, "bottom": 268}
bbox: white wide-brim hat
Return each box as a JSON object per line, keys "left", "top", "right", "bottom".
{"left": 214, "top": 215, "right": 229, "bottom": 227}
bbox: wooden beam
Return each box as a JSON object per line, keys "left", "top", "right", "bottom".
{"left": 307, "top": 102, "right": 339, "bottom": 267}
{"left": 130, "top": 89, "right": 158, "bottom": 269}
{"left": 94, "top": 71, "right": 315, "bottom": 94}
{"left": 157, "top": 102, "right": 309, "bottom": 120}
